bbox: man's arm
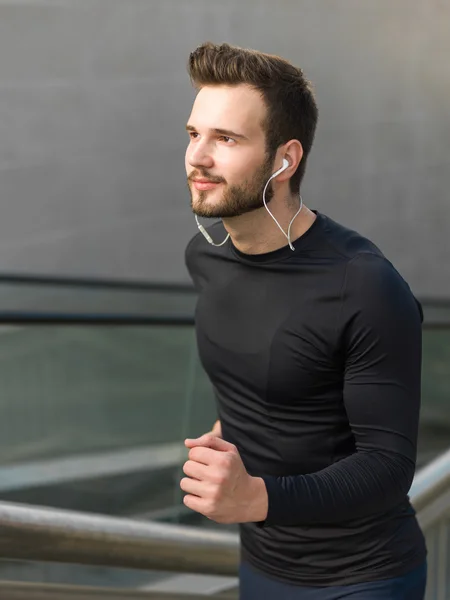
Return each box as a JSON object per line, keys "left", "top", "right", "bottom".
{"left": 258, "top": 253, "right": 422, "bottom": 527}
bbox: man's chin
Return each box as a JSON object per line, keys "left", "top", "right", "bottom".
{"left": 191, "top": 194, "right": 265, "bottom": 219}
{"left": 193, "top": 208, "right": 225, "bottom": 219}
{"left": 191, "top": 198, "right": 227, "bottom": 219}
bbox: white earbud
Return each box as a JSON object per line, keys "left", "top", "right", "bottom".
{"left": 269, "top": 158, "right": 289, "bottom": 180}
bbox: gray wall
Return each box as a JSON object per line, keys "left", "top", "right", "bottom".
{"left": 0, "top": 0, "right": 448, "bottom": 297}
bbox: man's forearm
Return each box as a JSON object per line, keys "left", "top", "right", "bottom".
{"left": 258, "top": 450, "right": 414, "bottom": 527}
{"left": 245, "top": 476, "right": 269, "bottom": 523}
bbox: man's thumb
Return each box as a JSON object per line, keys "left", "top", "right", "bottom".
{"left": 184, "top": 433, "right": 233, "bottom": 452}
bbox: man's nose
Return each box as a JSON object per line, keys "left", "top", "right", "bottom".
{"left": 188, "top": 143, "right": 214, "bottom": 170}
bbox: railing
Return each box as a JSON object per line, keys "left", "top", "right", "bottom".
{"left": 0, "top": 445, "right": 449, "bottom": 597}
{"left": 0, "top": 274, "right": 448, "bottom": 598}
{"left": 0, "top": 501, "right": 239, "bottom": 576}
{"left": 0, "top": 582, "right": 212, "bottom": 600}
{"left": 0, "top": 581, "right": 238, "bottom": 600}
{"left": 410, "top": 448, "right": 450, "bottom": 600}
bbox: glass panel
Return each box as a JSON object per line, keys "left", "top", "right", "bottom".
{"left": 418, "top": 328, "right": 450, "bottom": 467}
{"left": 0, "top": 324, "right": 216, "bottom": 521}
{"left": 0, "top": 325, "right": 192, "bottom": 460}
{"left": 0, "top": 323, "right": 447, "bottom": 521}
{"left": 0, "top": 317, "right": 223, "bottom": 586}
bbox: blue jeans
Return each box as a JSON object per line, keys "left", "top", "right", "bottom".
{"left": 239, "top": 561, "right": 427, "bottom": 600}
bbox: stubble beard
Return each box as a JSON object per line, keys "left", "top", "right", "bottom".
{"left": 188, "top": 156, "right": 275, "bottom": 219}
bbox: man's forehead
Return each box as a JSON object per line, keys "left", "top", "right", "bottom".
{"left": 190, "top": 85, "right": 266, "bottom": 134}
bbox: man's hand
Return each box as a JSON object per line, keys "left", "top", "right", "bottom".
{"left": 181, "top": 434, "right": 268, "bottom": 524}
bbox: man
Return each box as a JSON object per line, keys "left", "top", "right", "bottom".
{"left": 180, "top": 42, "right": 427, "bottom": 599}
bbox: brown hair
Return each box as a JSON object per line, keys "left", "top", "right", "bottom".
{"left": 187, "top": 42, "right": 318, "bottom": 193}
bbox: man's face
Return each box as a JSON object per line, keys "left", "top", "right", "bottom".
{"left": 185, "top": 84, "right": 275, "bottom": 218}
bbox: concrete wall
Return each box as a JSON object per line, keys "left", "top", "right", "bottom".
{"left": 0, "top": 0, "right": 448, "bottom": 296}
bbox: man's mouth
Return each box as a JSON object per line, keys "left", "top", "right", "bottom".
{"left": 192, "top": 179, "right": 222, "bottom": 191}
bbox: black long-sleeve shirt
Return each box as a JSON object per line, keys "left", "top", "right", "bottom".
{"left": 185, "top": 211, "right": 427, "bottom": 586}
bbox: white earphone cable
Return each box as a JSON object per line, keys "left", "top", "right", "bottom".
{"left": 194, "top": 160, "right": 302, "bottom": 250}
{"left": 262, "top": 175, "right": 303, "bottom": 251}
{"left": 195, "top": 215, "right": 230, "bottom": 246}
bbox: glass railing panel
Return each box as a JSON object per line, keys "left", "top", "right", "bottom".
{"left": 0, "top": 324, "right": 216, "bottom": 522}
{"left": 0, "top": 323, "right": 448, "bottom": 519}
{"left": 418, "top": 327, "right": 450, "bottom": 467}
{"left": 0, "top": 325, "right": 193, "bottom": 459}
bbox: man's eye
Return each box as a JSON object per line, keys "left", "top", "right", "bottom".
{"left": 189, "top": 132, "right": 199, "bottom": 139}
{"left": 219, "top": 136, "right": 235, "bottom": 144}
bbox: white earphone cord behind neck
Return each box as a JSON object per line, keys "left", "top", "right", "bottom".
{"left": 195, "top": 160, "right": 302, "bottom": 250}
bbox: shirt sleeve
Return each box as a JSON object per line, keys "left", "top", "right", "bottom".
{"left": 258, "top": 253, "right": 423, "bottom": 526}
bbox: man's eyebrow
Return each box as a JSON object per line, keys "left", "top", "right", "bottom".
{"left": 186, "top": 124, "right": 248, "bottom": 141}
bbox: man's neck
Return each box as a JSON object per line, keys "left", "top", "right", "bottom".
{"left": 223, "top": 201, "right": 317, "bottom": 255}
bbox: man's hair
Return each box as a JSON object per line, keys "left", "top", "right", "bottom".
{"left": 187, "top": 42, "right": 318, "bottom": 193}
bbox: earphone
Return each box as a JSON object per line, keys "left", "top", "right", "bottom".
{"left": 195, "top": 216, "right": 230, "bottom": 247}
{"left": 195, "top": 157, "right": 302, "bottom": 250}
{"left": 262, "top": 158, "right": 303, "bottom": 251}
{"left": 276, "top": 158, "right": 289, "bottom": 176}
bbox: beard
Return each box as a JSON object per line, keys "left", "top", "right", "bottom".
{"left": 187, "top": 154, "right": 275, "bottom": 219}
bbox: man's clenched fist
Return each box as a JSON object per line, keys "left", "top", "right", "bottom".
{"left": 180, "top": 434, "right": 268, "bottom": 524}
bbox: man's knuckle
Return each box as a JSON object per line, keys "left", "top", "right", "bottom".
{"left": 211, "top": 487, "right": 222, "bottom": 502}
{"left": 183, "top": 460, "right": 196, "bottom": 475}
{"left": 214, "top": 470, "right": 227, "bottom": 485}
{"left": 189, "top": 448, "right": 200, "bottom": 461}
{"left": 218, "top": 454, "right": 230, "bottom": 468}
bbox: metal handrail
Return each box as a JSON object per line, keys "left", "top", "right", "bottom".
{"left": 0, "top": 581, "right": 234, "bottom": 600}
{"left": 0, "top": 501, "right": 239, "bottom": 576}
{"left": 409, "top": 447, "right": 450, "bottom": 529}
{"left": 0, "top": 448, "right": 449, "bottom": 577}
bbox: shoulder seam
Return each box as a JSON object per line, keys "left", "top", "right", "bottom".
{"left": 345, "top": 251, "right": 395, "bottom": 271}
{"left": 335, "top": 259, "right": 350, "bottom": 348}
{"left": 334, "top": 252, "right": 393, "bottom": 347}
{"left": 315, "top": 216, "right": 350, "bottom": 260}
{"left": 319, "top": 216, "right": 386, "bottom": 264}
